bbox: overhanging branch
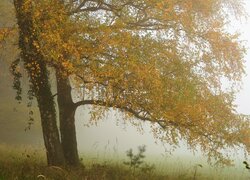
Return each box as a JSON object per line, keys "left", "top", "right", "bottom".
{"left": 74, "top": 99, "right": 176, "bottom": 127}
{"left": 74, "top": 99, "right": 217, "bottom": 145}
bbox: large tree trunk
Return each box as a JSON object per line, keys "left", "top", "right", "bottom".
{"left": 14, "top": 0, "right": 65, "bottom": 166}
{"left": 56, "top": 72, "right": 80, "bottom": 166}
{"left": 36, "top": 78, "right": 65, "bottom": 166}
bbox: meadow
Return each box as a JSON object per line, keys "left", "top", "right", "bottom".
{"left": 0, "top": 144, "right": 250, "bottom": 180}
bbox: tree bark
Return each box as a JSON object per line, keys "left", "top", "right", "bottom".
{"left": 56, "top": 73, "right": 80, "bottom": 166}
{"left": 14, "top": 0, "right": 65, "bottom": 166}
{"left": 36, "top": 80, "right": 65, "bottom": 166}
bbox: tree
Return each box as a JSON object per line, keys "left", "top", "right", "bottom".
{"left": 13, "top": 0, "right": 65, "bottom": 166}
{"left": 12, "top": 0, "right": 250, "bottom": 166}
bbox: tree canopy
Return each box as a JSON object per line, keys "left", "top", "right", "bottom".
{"left": 12, "top": 0, "right": 250, "bottom": 165}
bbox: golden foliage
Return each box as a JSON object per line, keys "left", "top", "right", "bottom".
{"left": 15, "top": 0, "right": 250, "bottom": 164}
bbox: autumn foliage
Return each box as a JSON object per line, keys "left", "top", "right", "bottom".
{"left": 11, "top": 0, "right": 250, "bottom": 165}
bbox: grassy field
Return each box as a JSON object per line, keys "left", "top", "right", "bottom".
{"left": 0, "top": 144, "right": 249, "bottom": 180}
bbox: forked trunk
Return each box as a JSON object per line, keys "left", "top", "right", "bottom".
{"left": 37, "top": 82, "right": 65, "bottom": 166}
{"left": 14, "top": 0, "right": 65, "bottom": 166}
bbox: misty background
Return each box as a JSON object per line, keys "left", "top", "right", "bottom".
{"left": 1, "top": 1, "right": 250, "bottom": 175}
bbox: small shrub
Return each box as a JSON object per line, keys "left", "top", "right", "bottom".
{"left": 123, "top": 145, "right": 155, "bottom": 176}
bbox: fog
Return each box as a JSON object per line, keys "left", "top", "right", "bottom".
{"left": 1, "top": 0, "right": 250, "bottom": 172}
{"left": 74, "top": 0, "right": 250, "bottom": 161}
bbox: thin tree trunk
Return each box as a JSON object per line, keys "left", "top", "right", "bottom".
{"left": 56, "top": 72, "right": 80, "bottom": 166}
{"left": 14, "top": 0, "right": 65, "bottom": 166}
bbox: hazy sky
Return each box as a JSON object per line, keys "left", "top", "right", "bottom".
{"left": 235, "top": 0, "right": 250, "bottom": 114}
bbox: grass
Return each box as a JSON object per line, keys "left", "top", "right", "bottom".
{"left": 0, "top": 144, "right": 167, "bottom": 180}
{"left": 0, "top": 144, "right": 249, "bottom": 180}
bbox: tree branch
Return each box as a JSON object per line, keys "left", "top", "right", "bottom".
{"left": 52, "top": 93, "right": 58, "bottom": 98}
{"left": 74, "top": 99, "right": 176, "bottom": 126}
{"left": 74, "top": 99, "right": 218, "bottom": 145}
